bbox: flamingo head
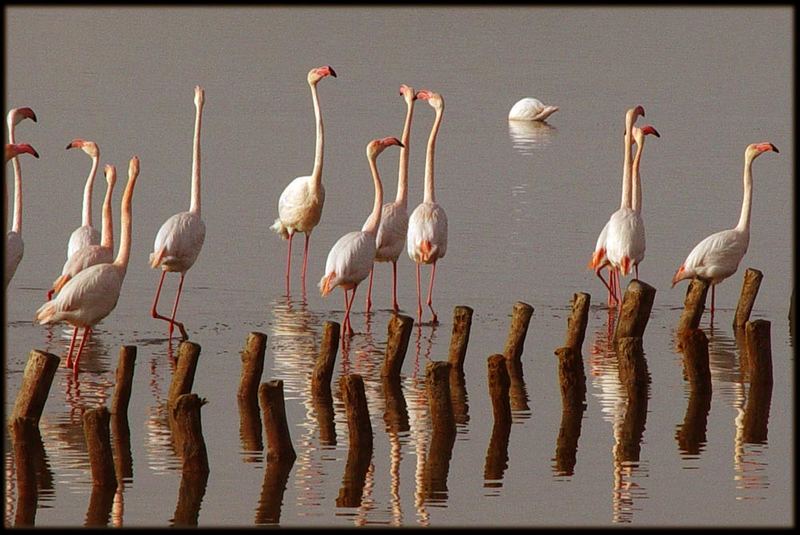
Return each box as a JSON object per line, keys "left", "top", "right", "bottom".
{"left": 632, "top": 124, "right": 660, "bottom": 145}
{"left": 66, "top": 139, "right": 99, "bottom": 158}
{"left": 416, "top": 89, "right": 444, "bottom": 110}
{"left": 7, "top": 107, "right": 37, "bottom": 127}
{"left": 194, "top": 85, "right": 205, "bottom": 108}
{"left": 367, "top": 136, "right": 404, "bottom": 158}
{"left": 128, "top": 156, "right": 140, "bottom": 180}
{"left": 400, "top": 84, "right": 417, "bottom": 103}
{"left": 104, "top": 164, "right": 117, "bottom": 186}
{"left": 625, "top": 105, "right": 645, "bottom": 131}
{"left": 308, "top": 65, "right": 337, "bottom": 84}
{"left": 747, "top": 142, "right": 779, "bottom": 160}
{"left": 5, "top": 143, "right": 39, "bottom": 162}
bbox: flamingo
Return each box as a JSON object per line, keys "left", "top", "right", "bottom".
{"left": 65, "top": 139, "right": 102, "bottom": 259}
{"left": 271, "top": 65, "right": 337, "bottom": 294}
{"left": 319, "top": 136, "right": 404, "bottom": 338}
{"left": 5, "top": 107, "right": 36, "bottom": 232}
{"left": 628, "top": 123, "right": 661, "bottom": 280}
{"left": 48, "top": 164, "right": 117, "bottom": 299}
{"left": 35, "top": 156, "right": 140, "bottom": 374}
{"left": 508, "top": 97, "right": 559, "bottom": 122}
{"left": 407, "top": 89, "right": 448, "bottom": 325}
{"left": 149, "top": 85, "right": 206, "bottom": 341}
{"left": 588, "top": 105, "right": 644, "bottom": 306}
{"left": 365, "top": 84, "right": 417, "bottom": 313}
{"left": 672, "top": 142, "right": 779, "bottom": 322}
{"left": 5, "top": 142, "right": 39, "bottom": 288}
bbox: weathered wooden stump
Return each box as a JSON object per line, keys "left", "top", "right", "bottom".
{"left": 676, "top": 279, "right": 710, "bottom": 336}
{"left": 553, "top": 346, "right": 586, "bottom": 476}
{"left": 337, "top": 374, "right": 373, "bottom": 508}
{"left": 382, "top": 376, "right": 410, "bottom": 435}
{"left": 171, "top": 394, "right": 210, "bottom": 475}
{"left": 742, "top": 319, "right": 773, "bottom": 443}
{"left": 615, "top": 380, "right": 649, "bottom": 464}
{"left": 447, "top": 305, "right": 473, "bottom": 372}
{"left": 10, "top": 349, "right": 60, "bottom": 425}
{"left": 675, "top": 386, "right": 712, "bottom": 456}
{"left": 312, "top": 321, "right": 339, "bottom": 396}
{"left": 484, "top": 354, "right": 512, "bottom": 484}
{"left": 82, "top": 407, "right": 117, "bottom": 489}
{"left": 426, "top": 362, "right": 455, "bottom": 433}
{"left": 111, "top": 346, "right": 136, "bottom": 416}
{"left": 733, "top": 268, "right": 763, "bottom": 330}
{"left": 10, "top": 417, "right": 39, "bottom": 527}
{"left": 614, "top": 279, "right": 656, "bottom": 341}
{"left": 167, "top": 341, "right": 202, "bottom": 408}
{"left": 237, "top": 332, "right": 267, "bottom": 404}
{"left": 616, "top": 336, "right": 649, "bottom": 393}
{"left": 111, "top": 413, "right": 133, "bottom": 483}
{"left": 85, "top": 483, "right": 116, "bottom": 527}
{"left": 259, "top": 380, "right": 296, "bottom": 463}
{"left": 171, "top": 470, "right": 209, "bottom": 527}
{"left": 503, "top": 301, "right": 534, "bottom": 365}
{"left": 256, "top": 458, "right": 294, "bottom": 524}
{"left": 678, "top": 328, "right": 712, "bottom": 394}
{"left": 381, "top": 314, "right": 414, "bottom": 379}
{"left": 564, "top": 292, "right": 591, "bottom": 354}
{"left": 449, "top": 365, "right": 469, "bottom": 426}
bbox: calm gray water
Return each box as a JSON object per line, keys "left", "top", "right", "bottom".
{"left": 4, "top": 6, "right": 794, "bottom": 527}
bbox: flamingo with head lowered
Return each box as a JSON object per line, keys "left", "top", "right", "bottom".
{"left": 5, "top": 141, "right": 39, "bottom": 288}
{"left": 65, "top": 139, "right": 102, "bottom": 259}
{"left": 320, "top": 137, "right": 403, "bottom": 338}
{"left": 672, "top": 142, "right": 779, "bottom": 323}
{"left": 150, "top": 86, "right": 207, "bottom": 341}
{"left": 271, "top": 65, "right": 337, "bottom": 295}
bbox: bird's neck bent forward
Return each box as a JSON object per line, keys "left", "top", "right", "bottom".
{"left": 362, "top": 155, "right": 384, "bottom": 235}
{"left": 396, "top": 98, "right": 415, "bottom": 208}
{"left": 83, "top": 156, "right": 100, "bottom": 227}
{"left": 310, "top": 81, "right": 325, "bottom": 190}
{"left": 424, "top": 106, "right": 443, "bottom": 204}
{"left": 189, "top": 100, "right": 203, "bottom": 215}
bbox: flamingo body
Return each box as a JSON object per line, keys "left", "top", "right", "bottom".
{"left": 605, "top": 207, "right": 644, "bottom": 277}
{"left": 271, "top": 176, "right": 325, "bottom": 238}
{"left": 68, "top": 226, "right": 101, "bottom": 260}
{"left": 151, "top": 211, "right": 206, "bottom": 273}
{"left": 37, "top": 263, "right": 125, "bottom": 327}
{"left": 320, "top": 230, "right": 376, "bottom": 294}
{"left": 407, "top": 202, "right": 448, "bottom": 264}
{"left": 672, "top": 229, "right": 748, "bottom": 286}
{"left": 508, "top": 97, "right": 559, "bottom": 122}
{"left": 375, "top": 202, "right": 408, "bottom": 262}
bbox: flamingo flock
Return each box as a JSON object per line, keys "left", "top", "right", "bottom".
{"left": 4, "top": 68, "right": 781, "bottom": 373}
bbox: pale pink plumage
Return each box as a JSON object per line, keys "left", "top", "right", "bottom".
{"left": 65, "top": 139, "right": 102, "bottom": 259}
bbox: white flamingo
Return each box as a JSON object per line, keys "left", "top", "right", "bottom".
{"left": 65, "top": 139, "right": 102, "bottom": 259}
{"left": 48, "top": 164, "right": 117, "bottom": 299}
{"left": 149, "top": 86, "right": 206, "bottom": 341}
{"left": 36, "top": 156, "right": 140, "bottom": 374}
{"left": 508, "top": 97, "right": 559, "bottom": 122}
{"left": 407, "top": 89, "right": 448, "bottom": 325}
{"left": 365, "top": 84, "right": 417, "bottom": 313}
{"left": 628, "top": 123, "right": 661, "bottom": 279}
{"left": 672, "top": 142, "right": 779, "bottom": 322}
{"left": 271, "top": 65, "right": 337, "bottom": 294}
{"left": 588, "top": 105, "right": 644, "bottom": 306}
{"left": 319, "top": 137, "right": 404, "bottom": 338}
{"left": 5, "top": 142, "right": 39, "bottom": 288}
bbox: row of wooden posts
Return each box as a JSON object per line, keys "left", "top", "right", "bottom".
{"left": 7, "top": 267, "right": 776, "bottom": 526}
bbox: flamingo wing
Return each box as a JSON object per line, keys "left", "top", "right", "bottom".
{"left": 408, "top": 202, "right": 448, "bottom": 263}
{"left": 682, "top": 229, "right": 748, "bottom": 282}
{"left": 37, "top": 264, "right": 123, "bottom": 325}
{"left": 375, "top": 202, "right": 409, "bottom": 261}
{"left": 151, "top": 211, "right": 206, "bottom": 272}
{"left": 67, "top": 225, "right": 101, "bottom": 259}
{"left": 320, "top": 231, "right": 376, "bottom": 293}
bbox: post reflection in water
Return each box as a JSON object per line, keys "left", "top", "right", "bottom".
{"left": 142, "top": 340, "right": 182, "bottom": 474}
{"left": 507, "top": 120, "right": 557, "bottom": 155}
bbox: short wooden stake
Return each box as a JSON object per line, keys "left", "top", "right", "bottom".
{"left": 484, "top": 353, "right": 512, "bottom": 484}
{"left": 171, "top": 394, "right": 210, "bottom": 475}
{"left": 382, "top": 376, "right": 410, "bottom": 435}
{"left": 340, "top": 374, "right": 373, "bottom": 452}
{"left": 553, "top": 346, "right": 586, "bottom": 476}
{"left": 426, "top": 361, "right": 455, "bottom": 433}
{"left": 381, "top": 314, "right": 414, "bottom": 378}
{"left": 111, "top": 414, "right": 133, "bottom": 483}
{"left": 259, "top": 380, "right": 296, "bottom": 463}
{"left": 167, "top": 341, "right": 202, "bottom": 408}
{"left": 311, "top": 321, "right": 339, "bottom": 396}
{"left": 238, "top": 397, "right": 263, "bottom": 458}
{"left": 10, "top": 349, "right": 60, "bottom": 425}
{"left": 449, "top": 366, "right": 470, "bottom": 426}
{"left": 676, "top": 279, "right": 710, "bottom": 335}
{"left": 679, "top": 329, "right": 712, "bottom": 394}
{"left": 111, "top": 346, "right": 136, "bottom": 416}
{"left": 614, "top": 279, "right": 656, "bottom": 341}
{"left": 503, "top": 301, "right": 534, "bottom": 365}
{"left": 447, "top": 305, "right": 473, "bottom": 372}
{"left": 10, "top": 417, "right": 39, "bottom": 527}
{"left": 733, "top": 268, "right": 763, "bottom": 330}
{"left": 742, "top": 319, "right": 773, "bottom": 443}
{"left": 237, "top": 332, "right": 267, "bottom": 405}
{"left": 488, "top": 354, "right": 511, "bottom": 426}
{"left": 82, "top": 407, "right": 117, "bottom": 489}
{"left": 615, "top": 380, "right": 649, "bottom": 463}
{"left": 564, "top": 292, "right": 591, "bottom": 354}
{"left": 256, "top": 458, "right": 294, "bottom": 523}
{"left": 616, "top": 337, "right": 649, "bottom": 393}
{"left": 506, "top": 357, "right": 531, "bottom": 412}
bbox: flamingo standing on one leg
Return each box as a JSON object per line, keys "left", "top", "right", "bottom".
{"left": 407, "top": 89, "right": 448, "bottom": 325}
{"left": 672, "top": 142, "right": 779, "bottom": 324}
{"left": 48, "top": 165, "right": 117, "bottom": 299}
{"left": 319, "top": 137, "right": 404, "bottom": 338}
{"left": 35, "top": 156, "right": 140, "bottom": 375}
{"left": 5, "top": 142, "right": 39, "bottom": 288}
{"left": 150, "top": 86, "right": 207, "bottom": 341}
{"left": 65, "top": 139, "right": 102, "bottom": 259}
{"left": 271, "top": 65, "right": 337, "bottom": 295}
{"left": 365, "top": 84, "right": 417, "bottom": 313}
{"left": 628, "top": 123, "right": 661, "bottom": 281}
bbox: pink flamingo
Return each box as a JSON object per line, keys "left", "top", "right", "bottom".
{"left": 628, "top": 123, "right": 661, "bottom": 280}
{"left": 319, "top": 137, "right": 403, "bottom": 338}
{"left": 65, "top": 139, "right": 102, "bottom": 259}
{"left": 48, "top": 165, "right": 117, "bottom": 299}
{"left": 5, "top": 141, "right": 39, "bottom": 288}
{"left": 407, "top": 89, "right": 448, "bottom": 325}
{"left": 36, "top": 156, "right": 140, "bottom": 375}
{"left": 150, "top": 86, "right": 206, "bottom": 341}
{"left": 365, "top": 84, "right": 417, "bottom": 313}
{"left": 271, "top": 65, "right": 337, "bottom": 294}
{"left": 672, "top": 142, "right": 779, "bottom": 323}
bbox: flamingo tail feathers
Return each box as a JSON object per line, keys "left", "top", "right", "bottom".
{"left": 270, "top": 218, "right": 290, "bottom": 239}
{"left": 320, "top": 271, "right": 336, "bottom": 296}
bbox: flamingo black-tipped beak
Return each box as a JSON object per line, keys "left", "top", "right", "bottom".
{"left": 328, "top": 66, "right": 337, "bottom": 78}
{"left": 771, "top": 144, "right": 779, "bottom": 153}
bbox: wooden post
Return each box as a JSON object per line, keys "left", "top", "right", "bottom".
{"left": 449, "top": 366, "right": 470, "bottom": 426}
{"left": 311, "top": 321, "right": 339, "bottom": 396}
{"left": 336, "top": 446, "right": 372, "bottom": 508}
{"left": 111, "top": 346, "right": 136, "bottom": 416}
{"left": 503, "top": 301, "right": 534, "bottom": 365}
{"left": 615, "top": 381, "right": 649, "bottom": 463}
{"left": 483, "top": 415, "right": 511, "bottom": 487}
{"left": 382, "top": 376, "right": 410, "bottom": 435}
{"left": 487, "top": 354, "right": 511, "bottom": 426}
{"left": 171, "top": 471, "right": 209, "bottom": 527}
{"left": 733, "top": 268, "right": 763, "bottom": 330}
{"left": 679, "top": 329, "right": 712, "bottom": 393}
{"left": 259, "top": 380, "right": 296, "bottom": 463}
{"left": 613, "top": 279, "right": 656, "bottom": 341}
{"left": 238, "top": 397, "right": 263, "bottom": 460}
{"left": 484, "top": 354, "right": 512, "bottom": 484}
{"left": 564, "top": 292, "right": 591, "bottom": 354}
{"left": 237, "top": 332, "right": 267, "bottom": 404}
{"left": 10, "top": 417, "right": 39, "bottom": 527}
{"left": 426, "top": 361, "right": 455, "bottom": 433}
{"left": 256, "top": 458, "right": 294, "bottom": 524}
{"left": 82, "top": 407, "right": 117, "bottom": 489}
{"left": 340, "top": 374, "right": 373, "bottom": 451}
{"left": 553, "top": 346, "right": 586, "bottom": 476}
{"left": 742, "top": 319, "right": 772, "bottom": 443}
{"left": 381, "top": 314, "right": 414, "bottom": 379}
{"left": 168, "top": 341, "right": 202, "bottom": 408}
{"left": 447, "top": 306, "right": 473, "bottom": 372}
{"left": 676, "top": 279, "right": 710, "bottom": 335}
{"left": 111, "top": 414, "right": 133, "bottom": 483}
{"left": 171, "top": 394, "right": 210, "bottom": 475}
{"left": 85, "top": 484, "right": 116, "bottom": 527}
{"left": 675, "top": 386, "right": 712, "bottom": 455}
{"left": 616, "top": 337, "right": 649, "bottom": 393}
{"left": 10, "top": 349, "right": 60, "bottom": 425}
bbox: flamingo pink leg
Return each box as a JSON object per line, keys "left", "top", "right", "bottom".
{"left": 391, "top": 260, "right": 399, "bottom": 312}
{"left": 343, "top": 289, "right": 350, "bottom": 334}
{"left": 597, "top": 269, "right": 618, "bottom": 307}
{"left": 710, "top": 284, "right": 716, "bottom": 324}
{"left": 416, "top": 263, "right": 423, "bottom": 323}
{"left": 301, "top": 233, "right": 310, "bottom": 289}
{"left": 65, "top": 326, "right": 79, "bottom": 368}
{"left": 285, "top": 232, "right": 294, "bottom": 293}
{"left": 152, "top": 270, "right": 187, "bottom": 340}
{"left": 634, "top": 264, "right": 640, "bottom": 281}
{"left": 166, "top": 272, "right": 188, "bottom": 340}
{"left": 426, "top": 261, "right": 439, "bottom": 324}
{"left": 365, "top": 266, "right": 375, "bottom": 313}
{"left": 72, "top": 326, "right": 91, "bottom": 375}
{"left": 343, "top": 286, "right": 357, "bottom": 337}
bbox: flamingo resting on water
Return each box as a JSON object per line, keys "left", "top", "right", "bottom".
{"left": 150, "top": 86, "right": 207, "bottom": 341}
{"left": 5, "top": 141, "right": 39, "bottom": 288}
{"left": 36, "top": 156, "right": 140, "bottom": 375}
{"left": 407, "top": 89, "right": 448, "bottom": 325}
{"left": 508, "top": 97, "right": 559, "bottom": 122}
{"left": 65, "top": 139, "right": 102, "bottom": 259}
{"left": 271, "top": 65, "right": 337, "bottom": 295}
{"left": 365, "top": 83, "right": 417, "bottom": 313}
{"left": 319, "top": 136, "right": 403, "bottom": 338}
{"left": 672, "top": 142, "right": 779, "bottom": 323}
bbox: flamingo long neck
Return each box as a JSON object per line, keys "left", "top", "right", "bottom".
{"left": 620, "top": 115, "right": 634, "bottom": 210}
{"left": 8, "top": 122, "right": 22, "bottom": 233}
{"left": 396, "top": 99, "right": 415, "bottom": 208}
{"left": 362, "top": 154, "right": 384, "bottom": 235}
{"left": 100, "top": 179, "right": 115, "bottom": 249}
{"left": 83, "top": 156, "right": 100, "bottom": 226}
{"left": 631, "top": 137, "right": 645, "bottom": 214}
{"left": 309, "top": 81, "right": 324, "bottom": 189}
{"left": 424, "top": 106, "right": 443, "bottom": 204}
{"left": 114, "top": 173, "right": 137, "bottom": 272}
{"left": 735, "top": 153, "right": 755, "bottom": 234}
{"left": 189, "top": 101, "right": 203, "bottom": 214}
